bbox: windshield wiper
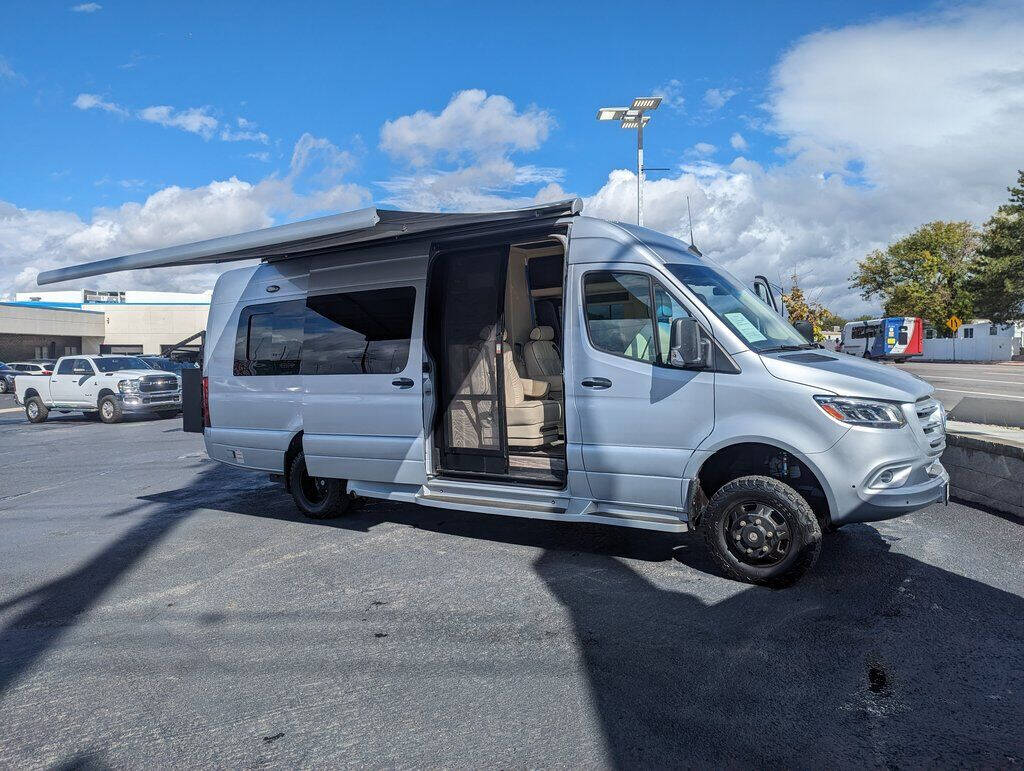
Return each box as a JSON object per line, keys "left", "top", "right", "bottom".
{"left": 760, "top": 343, "right": 818, "bottom": 353}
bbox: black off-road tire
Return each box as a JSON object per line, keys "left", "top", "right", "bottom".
{"left": 98, "top": 395, "right": 124, "bottom": 424}
{"left": 25, "top": 396, "right": 49, "bottom": 423}
{"left": 288, "top": 451, "right": 351, "bottom": 519}
{"left": 702, "top": 475, "right": 822, "bottom": 588}
{"left": 0, "top": 379, "right": 8, "bottom": 394}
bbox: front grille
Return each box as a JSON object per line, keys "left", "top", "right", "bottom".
{"left": 914, "top": 396, "right": 945, "bottom": 454}
{"left": 139, "top": 376, "right": 179, "bottom": 393}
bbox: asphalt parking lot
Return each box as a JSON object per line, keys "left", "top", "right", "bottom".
{"left": 1, "top": 395, "right": 1022, "bottom": 768}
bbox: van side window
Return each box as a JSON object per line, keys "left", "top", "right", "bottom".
{"left": 234, "top": 300, "right": 305, "bottom": 376}
{"left": 302, "top": 287, "right": 416, "bottom": 375}
{"left": 583, "top": 271, "right": 657, "bottom": 363}
{"left": 653, "top": 282, "right": 692, "bottom": 365}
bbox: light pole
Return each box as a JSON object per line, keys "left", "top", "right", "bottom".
{"left": 597, "top": 96, "right": 661, "bottom": 226}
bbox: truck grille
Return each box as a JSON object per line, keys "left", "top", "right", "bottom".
{"left": 914, "top": 396, "right": 946, "bottom": 455}
{"left": 139, "top": 375, "right": 179, "bottom": 393}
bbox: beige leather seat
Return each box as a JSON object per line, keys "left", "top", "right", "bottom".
{"left": 502, "top": 331, "right": 560, "bottom": 447}
{"left": 523, "top": 325, "right": 563, "bottom": 395}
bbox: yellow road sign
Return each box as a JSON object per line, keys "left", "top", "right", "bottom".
{"left": 946, "top": 315, "right": 963, "bottom": 332}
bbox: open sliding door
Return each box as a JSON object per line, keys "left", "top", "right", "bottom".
{"left": 430, "top": 245, "right": 509, "bottom": 476}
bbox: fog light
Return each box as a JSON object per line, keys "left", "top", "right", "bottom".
{"left": 867, "top": 464, "right": 912, "bottom": 490}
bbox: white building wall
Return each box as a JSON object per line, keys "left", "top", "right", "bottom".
{"left": 0, "top": 303, "right": 105, "bottom": 336}
{"left": 99, "top": 304, "right": 209, "bottom": 354}
{"left": 922, "top": 322, "right": 1023, "bottom": 361}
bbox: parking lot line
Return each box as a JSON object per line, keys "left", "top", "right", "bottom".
{"left": 0, "top": 406, "right": 23, "bottom": 414}
{"left": 934, "top": 387, "right": 1024, "bottom": 400}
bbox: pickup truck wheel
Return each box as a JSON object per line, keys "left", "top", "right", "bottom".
{"left": 25, "top": 396, "right": 49, "bottom": 423}
{"left": 702, "top": 475, "right": 821, "bottom": 588}
{"left": 288, "top": 451, "right": 351, "bottom": 519}
{"left": 0, "top": 379, "right": 7, "bottom": 394}
{"left": 98, "top": 395, "right": 123, "bottom": 424}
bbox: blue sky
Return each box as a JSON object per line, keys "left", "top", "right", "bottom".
{"left": 1, "top": 1, "right": 1022, "bottom": 315}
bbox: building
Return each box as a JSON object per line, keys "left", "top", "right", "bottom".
{"left": 0, "top": 303, "right": 105, "bottom": 360}
{"left": 1, "top": 288, "right": 210, "bottom": 359}
{"left": 922, "top": 320, "right": 1023, "bottom": 361}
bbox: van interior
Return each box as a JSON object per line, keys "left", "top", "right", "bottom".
{"left": 426, "top": 234, "right": 566, "bottom": 487}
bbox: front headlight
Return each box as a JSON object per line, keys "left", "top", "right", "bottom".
{"left": 117, "top": 378, "right": 141, "bottom": 394}
{"left": 814, "top": 395, "right": 907, "bottom": 428}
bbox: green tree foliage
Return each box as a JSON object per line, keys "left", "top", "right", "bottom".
{"left": 971, "top": 170, "right": 1024, "bottom": 322}
{"left": 782, "top": 274, "right": 841, "bottom": 341}
{"left": 849, "top": 221, "right": 977, "bottom": 336}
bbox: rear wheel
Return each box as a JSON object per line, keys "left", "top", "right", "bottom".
{"left": 0, "top": 379, "right": 8, "bottom": 394}
{"left": 288, "top": 451, "right": 351, "bottom": 519}
{"left": 98, "top": 395, "right": 123, "bottom": 424}
{"left": 702, "top": 475, "right": 821, "bottom": 588}
{"left": 25, "top": 396, "right": 49, "bottom": 424}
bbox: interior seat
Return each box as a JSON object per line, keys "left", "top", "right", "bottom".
{"left": 535, "top": 300, "right": 562, "bottom": 344}
{"left": 501, "top": 331, "right": 560, "bottom": 447}
{"left": 523, "top": 325, "right": 563, "bottom": 395}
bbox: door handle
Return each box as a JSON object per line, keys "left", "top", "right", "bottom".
{"left": 580, "top": 377, "right": 612, "bottom": 389}
{"left": 392, "top": 377, "right": 415, "bottom": 389}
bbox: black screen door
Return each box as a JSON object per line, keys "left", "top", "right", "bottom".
{"left": 433, "top": 245, "right": 509, "bottom": 475}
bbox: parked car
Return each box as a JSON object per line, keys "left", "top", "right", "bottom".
{"left": 36, "top": 199, "right": 949, "bottom": 587}
{"left": 0, "top": 363, "right": 18, "bottom": 394}
{"left": 14, "top": 355, "right": 182, "bottom": 423}
{"left": 138, "top": 356, "right": 200, "bottom": 374}
{"left": 7, "top": 360, "right": 56, "bottom": 376}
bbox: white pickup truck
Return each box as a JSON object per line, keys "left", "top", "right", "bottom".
{"left": 15, "top": 355, "right": 182, "bottom": 424}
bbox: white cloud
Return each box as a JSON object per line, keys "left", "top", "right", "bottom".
{"left": 0, "top": 134, "right": 369, "bottom": 294}
{"left": 704, "top": 88, "right": 738, "bottom": 110}
{"left": 75, "top": 93, "right": 269, "bottom": 144}
{"left": 246, "top": 151, "right": 270, "bottom": 162}
{"left": 586, "top": 2, "right": 1024, "bottom": 318}
{"left": 138, "top": 105, "right": 218, "bottom": 140}
{"left": 690, "top": 142, "right": 717, "bottom": 156}
{"left": 730, "top": 132, "right": 748, "bottom": 151}
{"left": 220, "top": 116, "right": 269, "bottom": 144}
{"left": 653, "top": 79, "right": 685, "bottom": 111}
{"left": 379, "top": 89, "right": 562, "bottom": 210}
{"left": 73, "top": 93, "right": 128, "bottom": 117}
{"left": 380, "top": 89, "right": 553, "bottom": 167}
{"left": 0, "top": 56, "right": 23, "bottom": 84}
{"left": 70, "top": 2, "right": 102, "bottom": 12}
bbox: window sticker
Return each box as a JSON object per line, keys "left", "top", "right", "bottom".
{"left": 724, "top": 312, "right": 768, "bottom": 343}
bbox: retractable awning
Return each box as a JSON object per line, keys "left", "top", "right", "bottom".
{"left": 37, "top": 198, "right": 583, "bottom": 286}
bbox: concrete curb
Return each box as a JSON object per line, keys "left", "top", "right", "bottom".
{"left": 943, "top": 433, "right": 1024, "bottom": 520}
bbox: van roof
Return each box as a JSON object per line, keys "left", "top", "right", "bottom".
{"left": 37, "top": 199, "right": 583, "bottom": 286}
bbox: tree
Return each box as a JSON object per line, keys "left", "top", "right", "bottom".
{"left": 849, "top": 221, "right": 977, "bottom": 336}
{"left": 971, "top": 170, "right": 1024, "bottom": 322}
{"left": 782, "top": 274, "right": 840, "bottom": 341}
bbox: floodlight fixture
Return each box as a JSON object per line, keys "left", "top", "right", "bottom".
{"left": 596, "top": 96, "right": 662, "bottom": 225}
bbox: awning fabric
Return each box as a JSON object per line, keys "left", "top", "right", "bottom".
{"left": 37, "top": 198, "right": 583, "bottom": 286}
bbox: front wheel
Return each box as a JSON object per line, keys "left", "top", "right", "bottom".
{"left": 98, "top": 395, "right": 124, "bottom": 424}
{"left": 0, "top": 379, "right": 8, "bottom": 394}
{"left": 288, "top": 451, "right": 351, "bottom": 519}
{"left": 25, "top": 396, "right": 49, "bottom": 423}
{"left": 702, "top": 475, "right": 822, "bottom": 588}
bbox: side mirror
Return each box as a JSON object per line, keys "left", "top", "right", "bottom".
{"left": 793, "top": 320, "right": 815, "bottom": 343}
{"left": 669, "top": 317, "right": 709, "bottom": 368}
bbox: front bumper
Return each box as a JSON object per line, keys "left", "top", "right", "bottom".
{"left": 811, "top": 421, "right": 948, "bottom": 526}
{"left": 120, "top": 392, "right": 182, "bottom": 413}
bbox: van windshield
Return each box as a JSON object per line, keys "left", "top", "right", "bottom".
{"left": 664, "top": 263, "right": 811, "bottom": 352}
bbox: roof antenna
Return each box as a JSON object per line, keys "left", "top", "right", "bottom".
{"left": 687, "top": 195, "right": 702, "bottom": 256}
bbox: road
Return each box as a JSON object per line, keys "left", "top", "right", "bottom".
{"left": 1, "top": 399, "right": 1022, "bottom": 768}
{"left": 893, "top": 361, "right": 1024, "bottom": 413}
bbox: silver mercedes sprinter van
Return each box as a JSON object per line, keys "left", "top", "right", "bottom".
{"left": 39, "top": 199, "right": 949, "bottom": 586}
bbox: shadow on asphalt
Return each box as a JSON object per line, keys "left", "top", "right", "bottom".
{"left": 2, "top": 470, "right": 1022, "bottom": 766}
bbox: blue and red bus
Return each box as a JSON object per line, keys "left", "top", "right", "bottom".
{"left": 840, "top": 317, "right": 924, "bottom": 361}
